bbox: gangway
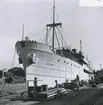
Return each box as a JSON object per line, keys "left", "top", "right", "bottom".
{"left": 35, "top": 88, "right": 67, "bottom": 100}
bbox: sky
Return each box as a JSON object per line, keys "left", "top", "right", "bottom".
{"left": 0, "top": 0, "right": 103, "bottom": 70}
{"left": 80, "top": 0, "right": 103, "bottom": 7}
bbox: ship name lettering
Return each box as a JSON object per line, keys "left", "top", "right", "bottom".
{"left": 46, "top": 63, "right": 54, "bottom": 66}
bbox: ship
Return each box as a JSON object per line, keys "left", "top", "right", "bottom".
{"left": 15, "top": 1, "right": 93, "bottom": 88}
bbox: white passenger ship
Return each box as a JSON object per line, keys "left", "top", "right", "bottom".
{"left": 15, "top": 1, "right": 93, "bottom": 88}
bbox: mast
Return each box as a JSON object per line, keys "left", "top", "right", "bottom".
{"left": 45, "top": 26, "right": 48, "bottom": 44}
{"left": 46, "top": 0, "right": 62, "bottom": 52}
{"left": 22, "top": 24, "right": 24, "bottom": 40}
{"left": 52, "top": 0, "right": 55, "bottom": 52}
{"left": 80, "top": 40, "right": 82, "bottom": 54}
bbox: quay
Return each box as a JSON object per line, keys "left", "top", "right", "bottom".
{"left": 0, "top": 84, "right": 103, "bottom": 105}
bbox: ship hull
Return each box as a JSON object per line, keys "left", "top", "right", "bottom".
{"left": 15, "top": 41, "right": 90, "bottom": 87}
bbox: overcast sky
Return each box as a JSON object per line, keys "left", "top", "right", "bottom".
{"left": 0, "top": 0, "right": 103, "bottom": 70}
